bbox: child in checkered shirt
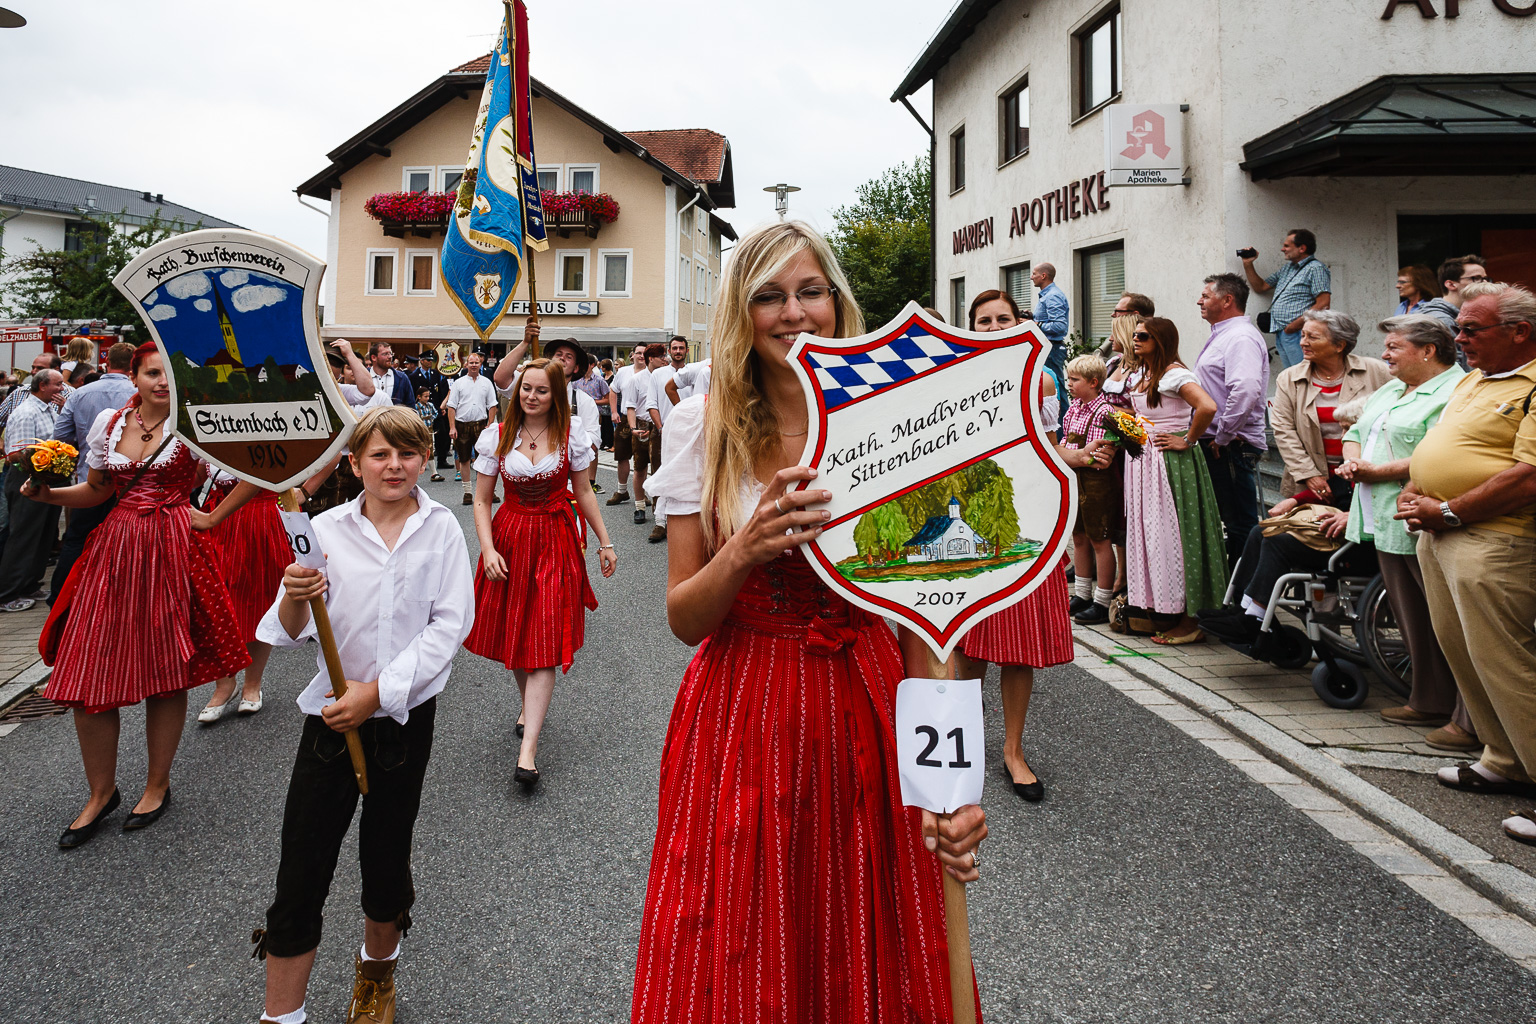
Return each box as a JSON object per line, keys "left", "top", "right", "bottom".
{"left": 414, "top": 389, "right": 437, "bottom": 429}
{"left": 1060, "top": 354, "right": 1121, "bottom": 625}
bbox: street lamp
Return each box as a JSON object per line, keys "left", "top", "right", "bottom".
{"left": 0, "top": 7, "right": 26, "bottom": 28}
{"left": 762, "top": 183, "right": 801, "bottom": 220}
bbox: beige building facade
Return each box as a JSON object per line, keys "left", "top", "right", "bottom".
{"left": 298, "top": 56, "right": 736, "bottom": 365}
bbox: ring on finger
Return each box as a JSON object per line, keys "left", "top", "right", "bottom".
{"left": 970, "top": 847, "right": 980, "bottom": 868}
{"left": 773, "top": 497, "right": 785, "bottom": 514}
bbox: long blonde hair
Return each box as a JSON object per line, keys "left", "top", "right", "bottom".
{"left": 496, "top": 358, "right": 570, "bottom": 457}
{"left": 1110, "top": 312, "right": 1142, "bottom": 373}
{"left": 701, "top": 221, "right": 864, "bottom": 546}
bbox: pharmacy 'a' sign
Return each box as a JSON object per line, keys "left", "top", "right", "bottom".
{"left": 788, "top": 303, "right": 1076, "bottom": 660}
{"left": 114, "top": 230, "right": 354, "bottom": 490}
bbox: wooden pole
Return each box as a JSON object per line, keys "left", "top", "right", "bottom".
{"left": 897, "top": 627, "right": 978, "bottom": 1024}
{"left": 281, "top": 488, "right": 369, "bottom": 795}
{"left": 507, "top": 0, "right": 541, "bottom": 362}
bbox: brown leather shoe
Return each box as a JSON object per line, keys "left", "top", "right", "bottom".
{"left": 347, "top": 954, "right": 397, "bottom": 1024}
{"left": 1380, "top": 705, "right": 1451, "bottom": 728}
{"left": 648, "top": 525, "right": 667, "bottom": 543}
{"left": 605, "top": 490, "right": 630, "bottom": 506}
{"left": 1424, "top": 723, "right": 1483, "bottom": 753}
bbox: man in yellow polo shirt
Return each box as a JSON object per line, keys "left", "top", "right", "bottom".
{"left": 1398, "top": 282, "right": 1536, "bottom": 848}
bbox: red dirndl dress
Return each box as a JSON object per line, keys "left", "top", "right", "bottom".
{"left": 207, "top": 481, "right": 289, "bottom": 640}
{"left": 959, "top": 578, "right": 1075, "bottom": 668}
{"left": 44, "top": 410, "right": 251, "bottom": 713}
{"left": 631, "top": 554, "right": 971, "bottom": 1024}
{"left": 463, "top": 439, "right": 596, "bottom": 672}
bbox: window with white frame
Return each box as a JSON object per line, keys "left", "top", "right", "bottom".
{"left": 697, "top": 265, "right": 707, "bottom": 307}
{"left": 404, "top": 250, "right": 436, "bottom": 296}
{"left": 567, "top": 164, "right": 598, "bottom": 194}
{"left": 680, "top": 256, "right": 691, "bottom": 301}
{"left": 439, "top": 167, "right": 464, "bottom": 193}
{"left": 598, "top": 249, "right": 632, "bottom": 297}
{"left": 951, "top": 276, "right": 966, "bottom": 325}
{"left": 537, "top": 165, "right": 560, "bottom": 193}
{"left": 697, "top": 209, "right": 707, "bottom": 235}
{"left": 556, "top": 250, "right": 589, "bottom": 296}
{"left": 950, "top": 126, "right": 965, "bottom": 193}
{"left": 402, "top": 167, "right": 433, "bottom": 193}
{"left": 366, "top": 249, "right": 397, "bottom": 295}
{"left": 1003, "top": 262, "right": 1032, "bottom": 313}
{"left": 1000, "top": 78, "right": 1029, "bottom": 163}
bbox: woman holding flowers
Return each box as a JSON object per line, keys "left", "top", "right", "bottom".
{"left": 23, "top": 343, "right": 254, "bottom": 849}
{"left": 1120, "top": 318, "right": 1226, "bottom": 644}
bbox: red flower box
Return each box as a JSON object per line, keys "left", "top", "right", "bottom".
{"left": 540, "top": 190, "right": 620, "bottom": 223}
{"left": 364, "top": 191, "right": 456, "bottom": 222}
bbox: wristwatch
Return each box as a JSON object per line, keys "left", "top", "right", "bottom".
{"left": 1439, "top": 501, "right": 1462, "bottom": 528}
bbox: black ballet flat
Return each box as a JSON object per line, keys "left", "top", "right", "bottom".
{"left": 58, "top": 788, "right": 121, "bottom": 849}
{"left": 122, "top": 789, "right": 171, "bottom": 831}
{"left": 1003, "top": 764, "right": 1044, "bottom": 803}
{"left": 513, "top": 766, "right": 540, "bottom": 791}
{"left": 516, "top": 722, "right": 525, "bottom": 738}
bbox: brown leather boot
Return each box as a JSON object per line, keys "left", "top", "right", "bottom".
{"left": 346, "top": 954, "right": 397, "bottom": 1024}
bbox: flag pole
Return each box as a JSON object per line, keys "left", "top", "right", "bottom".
{"left": 504, "top": 0, "right": 540, "bottom": 361}
{"left": 281, "top": 487, "right": 369, "bottom": 795}
{"left": 898, "top": 627, "right": 977, "bottom": 1024}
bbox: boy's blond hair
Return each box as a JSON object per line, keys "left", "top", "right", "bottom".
{"left": 349, "top": 406, "right": 433, "bottom": 461}
{"left": 1065, "top": 353, "right": 1107, "bottom": 386}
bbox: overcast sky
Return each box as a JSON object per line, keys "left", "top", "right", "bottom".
{"left": 1, "top": 0, "right": 941, "bottom": 257}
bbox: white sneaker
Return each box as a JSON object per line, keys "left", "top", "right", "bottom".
{"left": 0, "top": 598, "right": 36, "bottom": 613}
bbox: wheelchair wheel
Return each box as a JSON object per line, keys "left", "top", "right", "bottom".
{"left": 1356, "top": 575, "right": 1412, "bottom": 701}
{"left": 1266, "top": 624, "right": 1314, "bottom": 671}
{"left": 1312, "top": 659, "right": 1369, "bottom": 709}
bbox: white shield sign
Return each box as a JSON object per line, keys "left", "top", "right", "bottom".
{"left": 114, "top": 229, "right": 355, "bottom": 491}
{"left": 788, "top": 303, "right": 1076, "bottom": 660}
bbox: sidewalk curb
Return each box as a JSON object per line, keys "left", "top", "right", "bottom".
{"left": 0, "top": 658, "right": 49, "bottom": 713}
{"left": 1072, "top": 625, "right": 1536, "bottom": 929}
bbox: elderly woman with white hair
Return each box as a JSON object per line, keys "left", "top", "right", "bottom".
{"left": 1269, "top": 309, "right": 1392, "bottom": 512}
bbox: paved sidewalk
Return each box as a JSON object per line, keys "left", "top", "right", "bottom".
{"left": 0, "top": 600, "right": 47, "bottom": 688}
{"left": 1072, "top": 619, "right": 1443, "bottom": 755}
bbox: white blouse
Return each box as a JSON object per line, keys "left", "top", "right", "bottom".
{"left": 644, "top": 396, "right": 762, "bottom": 517}
{"left": 472, "top": 416, "right": 592, "bottom": 479}
{"left": 85, "top": 406, "right": 187, "bottom": 470}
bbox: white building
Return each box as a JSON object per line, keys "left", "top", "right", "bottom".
{"left": 0, "top": 165, "right": 240, "bottom": 314}
{"left": 907, "top": 496, "right": 983, "bottom": 562}
{"left": 892, "top": 0, "right": 1536, "bottom": 357}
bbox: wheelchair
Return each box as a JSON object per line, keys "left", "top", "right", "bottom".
{"left": 1218, "top": 541, "right": 1412, "bottom": 709}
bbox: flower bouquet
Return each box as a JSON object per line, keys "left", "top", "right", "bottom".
{"left": 1099, "top": 408, "right": 1150, "bottom": 459}
{"left": 19, "top": 438, "right": 78, "bottom": 487}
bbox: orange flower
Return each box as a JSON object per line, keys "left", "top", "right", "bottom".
{"left": 31, "top": 449, "right": 52, "bottom": 470}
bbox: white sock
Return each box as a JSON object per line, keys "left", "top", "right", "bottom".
{"left": 1240, "top": 594, "right": 1265, "bottom": 619}
{"left": 635, "top": 497, "right": 646, "bottom": 509}
{"left": 260, "top": 1006, "right": 306, "bottom": 1024}
{"left": 1093, "top": 587, "right": 1113, "bottom": 607}
{"left": 465, "top": 469, "right": 476, "bottom": 494}
{"left": 1073, "top": 577, "right": 1092, "bottom": 601}
{"left": 361, "top": 941, "right": 400, "bottom": 962}
{"left": 1504, "top": 812, "right": 1536, "bottom": 840}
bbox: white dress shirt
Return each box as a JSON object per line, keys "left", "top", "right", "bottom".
{"left": 623, "top": 368, "right": 652, "bottom": 415}
{"left": 647, "top": 365, "right": 679, "bottom": 425}
{"left": 255, "top": 488, "right": 475, "bottom": 724}
{"left": 671, "top": 359, "right": 711, "bottom": 400}
{"left": 445, "top": 373, "right": 499, "bottom": 423}
{"left": 340, "top": 382, "right": 391, "bottom": 411}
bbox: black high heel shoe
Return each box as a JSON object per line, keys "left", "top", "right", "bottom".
{"left": 123, "top": 789, "right": 171, "bottom": 831}
{"left": 58, "top": 788, "right": 121, "bottom": 849}
{"left": 1003, "top": 763, "right": 1044, "bottom": 803}
{"left": 513, "top": 766, "right": 540, "bottom": 791}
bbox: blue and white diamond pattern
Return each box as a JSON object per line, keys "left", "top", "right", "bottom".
{"left": 808, "top": 327, "right": 975, "bottom": 411}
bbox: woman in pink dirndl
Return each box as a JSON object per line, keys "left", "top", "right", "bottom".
{"left": 25, "top": 345, "right": 252, "bottom": 848}
{"left": 462, "top": 357, "right": 617, "bottom": 790}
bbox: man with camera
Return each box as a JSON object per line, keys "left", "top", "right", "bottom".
{"left": 1240, "top": 229, "right": 1332, "bottom": 369}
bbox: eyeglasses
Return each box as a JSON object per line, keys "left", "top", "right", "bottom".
{"left": 1459, "top": 274, "right": 1489, "bottom": 283}
{"left": 1131, "top": 331, "right": 1152, "bottom": 341}
{"left": 749, "top": 285, "right": 838, "bottom": 311}
{"left": 1110, "top": 309, "right": 1135, "bottom": 317}
{"left": 1455, "top": 320, "right": 1519, "bottom": 338}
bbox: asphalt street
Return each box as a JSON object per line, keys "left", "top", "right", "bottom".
{"left": 2, "top": 473, "right": 1534, "bottom": 1023}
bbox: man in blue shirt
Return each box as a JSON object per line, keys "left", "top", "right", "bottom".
{"left": 1242, "top": 228, "right": 1332, "bottom": 369}
{"left": 1031, "top": 262, "right": 1069, "bottom": 413}
{"left": 48, "top": 341, "right": 138, "bottom": 603}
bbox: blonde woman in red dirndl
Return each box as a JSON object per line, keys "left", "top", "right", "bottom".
{"left": 463, "top": 357, "right": 617, "bottom": 791}
{"left": 957, "top": 291, "right": 1086, "bottom": 805}
{"left": 24, "top": 346, "right": 252, "bottom": 849}
{"left": 631, "top": 222, "right": 986, "bottom": 1024}
{"left": 196, "top": 468, "right": 290, "bottom": 723}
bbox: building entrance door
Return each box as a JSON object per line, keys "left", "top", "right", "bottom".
{"left": 1398, "top": 215, "right": 1536, "bottom": 292}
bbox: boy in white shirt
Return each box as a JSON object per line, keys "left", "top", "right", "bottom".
{"left": 251, "top": 407, "right": 474, "bottom": 1024}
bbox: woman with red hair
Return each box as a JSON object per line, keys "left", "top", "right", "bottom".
{"left": 24, "top": 343, "right": 253, "bottom": 849}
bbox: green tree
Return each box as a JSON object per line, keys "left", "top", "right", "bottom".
{"left": 828, "top": 156, "right": 931, "bottom": 327}
{"left": 965, "top": 473, "right": 1020, "bottom": 559}
{"left": 0, "top": 211, "right": 188, "bottom": 332}
{"left": 853, "top": 511, "right": 882, "bottom": 565}
{"left": 872, "top": 502, "right": 913, "bottom": 562}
